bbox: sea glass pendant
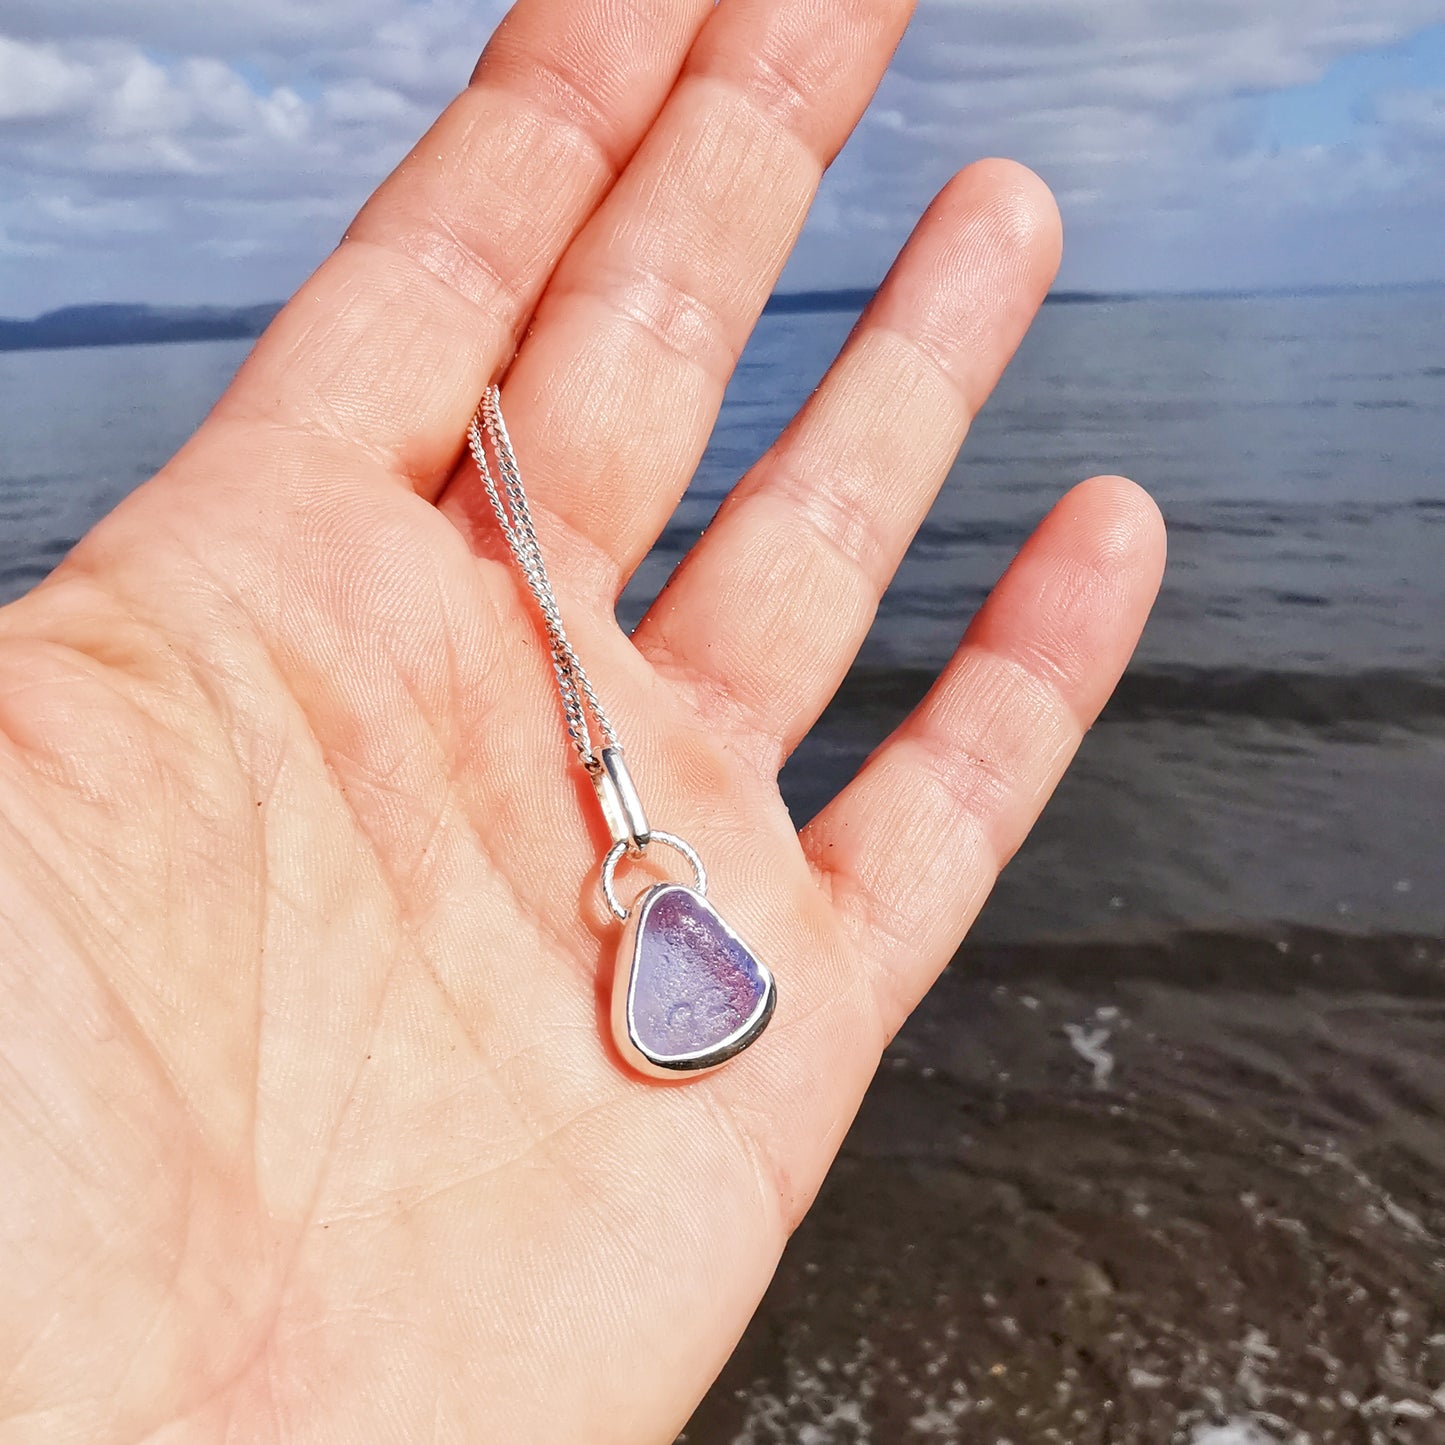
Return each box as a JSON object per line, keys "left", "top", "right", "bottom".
{"left": 468, "top": 389, "right": 773, "bottom": 1083}
{"left": 611, "top": 883, "right": 776, "bottom": 1079}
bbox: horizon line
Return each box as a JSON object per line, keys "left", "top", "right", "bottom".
{"left": 1, "top": 278, "right": 1441, "bottom": 354}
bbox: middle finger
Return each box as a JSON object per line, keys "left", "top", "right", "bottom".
{"left": 439, "top": 0, "right": 914, "bottom": 596}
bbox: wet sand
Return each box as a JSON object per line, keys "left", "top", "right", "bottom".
{"left": 680, "top": 930, "right": 1445, "bottom": 1443}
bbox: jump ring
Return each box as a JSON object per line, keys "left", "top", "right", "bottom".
{"left": 601, "top": 831, "right": 707, "bottom": 922}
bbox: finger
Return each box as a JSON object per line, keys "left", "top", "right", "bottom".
{"left": 439, "top": 0, "right": 915, "bottom": 592}
{"left": 802, "top": 476, "right": 1165, "bottom": 1030}
{"left": 633, "top": 160, "right": 1061, "bottom": 768}
{"left": 209, "top": 0, "right": 714, "bottom": 491}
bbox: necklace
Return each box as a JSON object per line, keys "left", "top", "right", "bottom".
{"left": 467, "top": 387, "right": 776, "bottom": 1079}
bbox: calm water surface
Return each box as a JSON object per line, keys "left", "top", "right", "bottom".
{"left": 2, "top": 291, "right": 1442, "bottom": 1442}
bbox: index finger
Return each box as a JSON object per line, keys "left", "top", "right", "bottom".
{"left": 209, "top": 0, "right": 714, "bottom": 493}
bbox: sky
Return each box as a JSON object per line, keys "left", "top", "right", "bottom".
{"left": 1, "top": 1, "right": 1444, "bottom": 315}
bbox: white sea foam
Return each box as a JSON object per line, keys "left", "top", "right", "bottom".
{"left": 1063, "top": 1022, "right": 1115, "bottom": 1087}
{"left": 1189, "top": 1422, "right": 1278, "bottom": 1445}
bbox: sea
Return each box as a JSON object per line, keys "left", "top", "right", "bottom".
{"left": 2, "top": 290, "right": 1442, "bottom": 1443}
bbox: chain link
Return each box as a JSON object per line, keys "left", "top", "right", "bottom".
{"left": 467, "top": 386, "right": 619, "bottom": 771}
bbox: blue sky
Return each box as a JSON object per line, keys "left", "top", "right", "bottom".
{"left": 1255, "top": 24, "right": 1445, "bottom": 148}
{"left": 1, "top": 1, "right": 1443, "bottom": 314}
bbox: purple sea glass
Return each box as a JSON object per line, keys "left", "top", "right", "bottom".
{"left": 626, "top": 885, "right": 773, "bottom": 1064}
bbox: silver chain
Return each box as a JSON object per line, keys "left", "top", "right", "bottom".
{"left": 467, "top": 385, "right": 619, "bottom": 771}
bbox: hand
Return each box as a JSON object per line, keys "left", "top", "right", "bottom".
{"left": 0, "top": 0, "right": 1164, "bottom": 1439}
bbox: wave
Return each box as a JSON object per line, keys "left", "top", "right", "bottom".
{"left": 825, "top": 663, "right": 1445, "bottom": 733}
{"left": 953, "top": 924, "right": 1445, "bottom": 998}
{"left": 1107, "top": 665, "right": 1445, "bottom": 729}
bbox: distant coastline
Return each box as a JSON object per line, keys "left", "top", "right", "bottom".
{"left": 0, "top": 303, "right": 283, "bottom": 355}
{"left": 2, "top": 281, "right": 1440, "bottom": 354}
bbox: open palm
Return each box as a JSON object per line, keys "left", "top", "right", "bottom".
{"left": 0, "top": 1, "right": 1164, "bottom": 1440}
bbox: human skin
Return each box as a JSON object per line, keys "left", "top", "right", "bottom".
{"left": 0, "top": 0, "right": 1165, "bottom": 1440}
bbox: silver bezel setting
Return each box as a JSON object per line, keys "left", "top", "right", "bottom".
{"left": 611, "top": 884, "right": 776, "bottom": 1079}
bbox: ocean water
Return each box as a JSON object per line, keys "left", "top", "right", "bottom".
{"left": 2, "top": 291, "right": 1442, "bottom": 1442}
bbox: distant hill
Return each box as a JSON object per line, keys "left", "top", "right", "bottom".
{"left": 7, "top": 281, "right": 1430, "bottom": 353}
{"left": 0, "top": 291, "right": 1134, "bottom": 353}
{"left": 764, "top": 288, "right": 878, "bottom": 314}
{"left": 763, "top": 287, "right": 1141, "bottom": 313}
{"left": 0, "top": 302, "right": 282, "bottom": 353}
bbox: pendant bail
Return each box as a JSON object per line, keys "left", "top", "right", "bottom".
{"left": 590, "top": 746, "right": 650, "bottom": 854}
{"left": 601, "top": 831, "right": 708, "bottom": 921}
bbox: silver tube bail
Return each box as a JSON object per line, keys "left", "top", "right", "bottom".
{"left": 589, "top": 746, "right": 650, "bottom": 854}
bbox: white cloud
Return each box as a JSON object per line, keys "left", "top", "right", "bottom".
{"left": 322, "top": 78, "right": 419, "bottom": 128}
{"left": 0, "top": 0, "right": 402, "bottom": 54}
{"left": 33, "top": 192, "right": 163, "bottom": 235}
{"left": 0, "top": 0, "right": 1441, "bottom": 310}
{"left": 0, "top": 36, "right": 93, "bottom": 121}
{"left": 786, "top": 1, "right": 1445, "bottom": 292}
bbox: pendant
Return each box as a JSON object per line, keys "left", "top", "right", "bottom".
{"left": 468, "top": 392, "right": 776, "bottom": 1079}
{"left": 594, "top": 754, "right": 775, "bottom": 1080}
{"left": 611, "top": 882, "right": 776, "bottom": 1079}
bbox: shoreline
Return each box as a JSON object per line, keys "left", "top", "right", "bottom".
{"left": 682, "top": 927, "right": 1445, "bottom": 1443}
